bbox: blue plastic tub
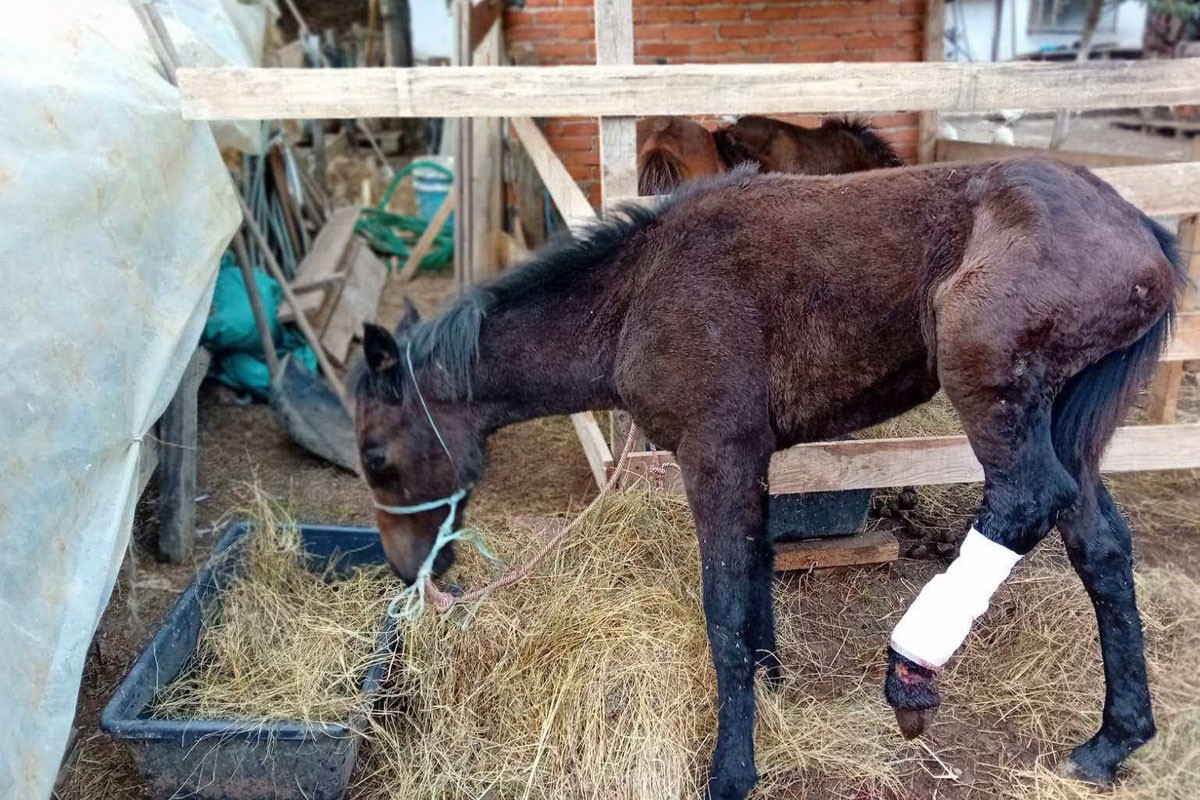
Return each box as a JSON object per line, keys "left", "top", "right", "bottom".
{"left": 412, "top": 158, "right": 454, "bottom": 226}
{"left": 101, "top": 523, "right": 395, "bottom": 800}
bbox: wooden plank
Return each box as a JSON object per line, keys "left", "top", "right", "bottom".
{"left": 935, "top": 138, "right": 1169, "bottom": 169}
{"left": 320, "top": 244, "right": 387, "bottom": 367}
{"left": 398, "top": 188, "right": 456, "bottom": 282}
{"left": 1087, "top": 161, "right": 1200, "bottom": 217}
{"left": 594, "top": 0, "right": 645, "bottom": 455}
{"left": 917, "top": 0, "right": 945, "bottom": 165}
{"left": 1147, "top": 364, "right": 1187, "bottom": 423}
{"left": 453, "top": 0, "right": 472, "bottom": 289}
{"left": 469, "top": 14, "right": 504, "bottom": 282}
{"left": 774, "top": 530, "right": 900, "bottom": 572}
{"left": 290, "top": 272, "right": 346, "bottom": 294}
{"left": 178, "top": 59, "right": 1200, "bottom": 120}
{"left": 595, "top": 0, "right": 637, "bottom": 203}
{"left": 510, "top": 117, "right": 596, "bottom": 226}
{"left": 157, "top": 348, "right": 210, "bottom": 563}
{"left": 1166, "top": 311, "right": 1200, "bottom": 362}
{"left": 468, "top": 0, "right": 501, "bottom": 53}
{"left": 571, "top": 411, "right": 614, "bottom": 488}
{"left": 619, "top": 423, "right": 1200, "bottom": 495}
{"left": 1148, "top": 144, "right": 1200, "bottom": 422}
{"left": 769, "top": 423, "right": 1200, "bottom": 493}
{"left": 278, "top": 205, "right": 361, "bottom": 323}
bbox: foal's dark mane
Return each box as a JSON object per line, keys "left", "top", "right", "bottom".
{"left": 372, "top": 201, "right": 667, "bottom": 400}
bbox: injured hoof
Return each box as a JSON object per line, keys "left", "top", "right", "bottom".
{"left": 884, "top": 648, "right": 941, "bottom": 739}
{"left": 894, "top": 707, "right": 938, "bottom": 740}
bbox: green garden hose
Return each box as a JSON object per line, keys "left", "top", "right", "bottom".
{"left": 355, "top": 160, "right": 455, "bottom": 272}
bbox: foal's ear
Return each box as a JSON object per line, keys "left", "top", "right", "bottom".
{"left": 362, "top": 323, "right": 400, "bottom": 374}
{"left": 394, "top": 297, "right": 421, "bottom": 335}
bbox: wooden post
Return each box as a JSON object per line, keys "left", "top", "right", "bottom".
{"left": 453, "top": 0, "right": 473, "bottom": 289}
{"left": 595, "top": 0, "right": 647, "bottom": 453}
{"left": 398, "top": 188, "right": 456, "bottom": 281}
{"left": 157, "top": 348, "right": 210, "bottom": 563}
{"left": 1147, "top": 137, "right": 1200, "bottom": 423}
{"left": 470, "top": 3, "right": 504, "bottom": 282}
{"left": 917, "top": 0, "right": 945, "bottom": 164}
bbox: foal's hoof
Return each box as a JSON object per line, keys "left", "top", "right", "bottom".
{"left": 705, "top": 767, "right": 757, "bottom": 800}
{"left": 1057, "top": 740, "right": 1122, "bottom": 786}
{"left": 1056, "top": 755, "right": 1117, "bottom": 785}
{"left": 883, "top": 648, "right": 941, "bottom": 740}
{"left": 894, "top": 707, "right": 938, "bottom": 740}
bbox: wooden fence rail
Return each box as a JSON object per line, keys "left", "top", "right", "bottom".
{"left": 179, "top": 37, "right": 1200, "bottom": 495}
{"left": 179, "top": 59, "right": 1200, "bottom": 120}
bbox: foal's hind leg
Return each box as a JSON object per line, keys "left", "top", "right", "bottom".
{"left": 1056, "top": 481, "right": 1155, "bottom": 783}
{"left": 885, "top": 364, "right": 1079, "bottom": 734}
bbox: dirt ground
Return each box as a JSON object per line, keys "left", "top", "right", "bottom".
{"left": 59, "top": 114, "right": 1200, "bottom": 799}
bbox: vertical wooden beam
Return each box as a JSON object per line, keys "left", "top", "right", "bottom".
{"left": 595, "top": 0, "right": 638, "bottom": 202}
{"left": 595, "top": 0, "right": 646, "bottom": 453}
{"left": 1147, "top": 137, "right": 1200, "bottom": 423}
{"left": 453, "top": 0, "right": 473, "bottom": 289}
{"left": 917, "top": 0, "right": 945, "bottom": 164}
{"left": 1147, "top": 220, "right": 1200, "bottom": 420}
{"left": 471, "top": 6, "right": 504, "bottom": 281}
{"left": 157, "top": 348, "right": 210, "bottom": 563}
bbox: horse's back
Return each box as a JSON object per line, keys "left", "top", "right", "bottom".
{"left": 617, "top": 159, "right": 1175, "bottom": 449}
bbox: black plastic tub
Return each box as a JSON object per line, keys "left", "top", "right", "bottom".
{"left": 101, "top": 523, "right": 395, "bottom": 800}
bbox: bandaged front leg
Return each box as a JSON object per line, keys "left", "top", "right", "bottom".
{"left": 884, "top": 527, "right": 1023, "bottom": 738}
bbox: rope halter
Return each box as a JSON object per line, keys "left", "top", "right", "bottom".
{"left": 374, "top": 342, "right": 499, "bottom": 620}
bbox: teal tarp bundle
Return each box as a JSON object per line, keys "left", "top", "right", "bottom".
{"left": 202, "top": 252, "right": 317, "bottom": 398}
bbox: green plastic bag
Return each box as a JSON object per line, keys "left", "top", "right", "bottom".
{"left": 202, "top": 252, "right": 281, "bottom": 353}
{"left": 210, "top": 329, "right": 319, "bottom": 400}
{"left": 204, "top": 252, "right": 319, "bottom": 399}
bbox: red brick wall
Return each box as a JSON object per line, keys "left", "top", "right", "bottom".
{"left": 505, "top": 0, "right": 927, "bottom": 206}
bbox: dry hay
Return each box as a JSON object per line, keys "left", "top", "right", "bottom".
{"left": 138, "top": 461, "right": 1200, "bottom": 799}
{"left": 349, "top": 484, "right": 1200, "bottom": 800}
{"left": 354, "top": 486, "right": 904, "bottom": 800}
{"left": 952, "top": 561, "right": 1200, "bottom": 800}
{"left": 863, "top": 391, "right": 963, "bottom": 440}
{"left": 152, "top": 490, "right": 398, "bottom": 725}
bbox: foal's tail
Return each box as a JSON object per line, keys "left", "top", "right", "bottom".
{"left": 639, "top": 149, "right": 685, "bottom": 196}
{"left": 1050, "top": 215, "right": 1187, "bottom": 479}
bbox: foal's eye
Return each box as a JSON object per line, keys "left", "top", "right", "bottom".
{"left": 362, "top": 446, "right": 388, "bottom": 474}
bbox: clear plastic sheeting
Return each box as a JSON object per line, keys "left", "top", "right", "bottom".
{"left": 160, "top": 0, "right": 279, "bottom": 152}
{"left": 0, "top": 2, "right": 243, "bottom": 797}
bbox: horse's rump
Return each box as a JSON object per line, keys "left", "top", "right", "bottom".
{"left": 624, "top": 159, "right": 1177, "bottom": 448}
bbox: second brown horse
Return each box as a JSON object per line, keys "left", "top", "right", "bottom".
{"left": 637, "top": 114, "right": 904, "bottom": 195}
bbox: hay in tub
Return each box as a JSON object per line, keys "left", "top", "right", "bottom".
{"left": 151, "top": 490, "right": 397, "bottom": 726}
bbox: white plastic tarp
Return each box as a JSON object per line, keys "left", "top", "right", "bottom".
{"left": 0, "top": 2, "right": 259, "bottom": 797}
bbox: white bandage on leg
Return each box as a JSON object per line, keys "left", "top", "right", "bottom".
{"left": 890, "top": 528, "right": 1022, "bottom": 670}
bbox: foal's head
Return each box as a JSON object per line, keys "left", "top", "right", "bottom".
{"left": 356, "top": 302, "right": 486, "bottom": 584}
